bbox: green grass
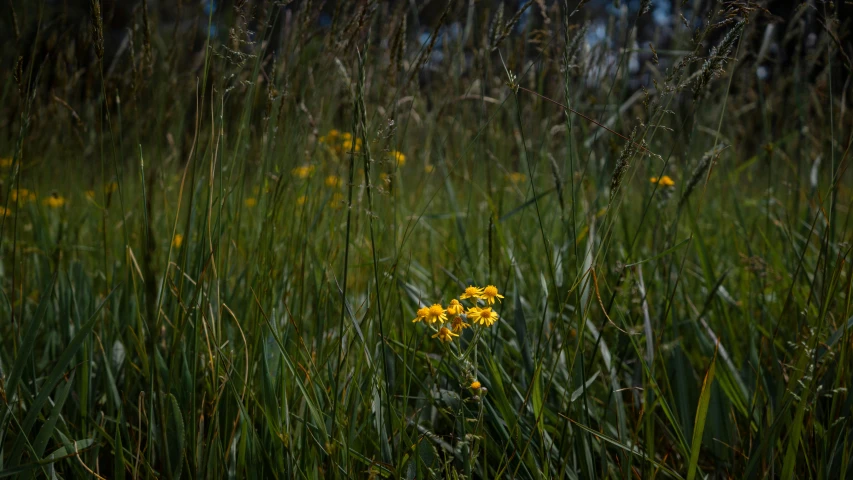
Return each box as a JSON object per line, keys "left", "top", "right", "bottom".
{"left": 1, "top": 0, "right": 852, "bottom": 478}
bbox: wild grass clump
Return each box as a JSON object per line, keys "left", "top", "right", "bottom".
{"left": 1, "top": 0, "right": 851, "bottom": 478}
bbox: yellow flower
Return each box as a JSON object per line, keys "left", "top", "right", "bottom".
{"left": 390, "top": 151, "right": 406, "bottom": 166}
{"left": 85, "top": 190, "right": 96, "bottom": 200}
{"left": 297, "top": 195, "right": 307, "bottom": 206}
{"left": 507, "top": 172, "right": 526, "bottom": 184}
{"left": 650, "top": 175, "right": 675, "bottom": 187}
{"left": 460, "top": 285, "right": 484, "bottom": 300}
{"left": 341, "top": 138, "right": 362, "bottom": 152}
{"left": 319, "top": 129, "right": 340, "bottom": 144}
{"left": 325, "top": 175, "right": 343, "bottom": 188}
{"left": 0, "top": 206, "right": 9, "bottom": 217}
{"left": 467, "top": 307, "right": 498, "bottom": 327}
{"left": 244, "top": 197, "right": 257, "bottom": 207}
{"left": 424, "top": 164, "right": 435, "bottom": 173}
{"left": 447, "top": 299, "right": 464, "bottom": 316}
{"left": 451, "top": 315, "right": 470, "bottom": 333}
{"left": 11, "top": 189, "right": 35, "bottom": 203}
{"left": 104, "top": 181, "right": 118, "bottom": 194}
{"left": 43, "top": 194, "right": 66, "bottom": 208}
{"left": 412, "top": 306, "right": 430, "bottom": 323}
{"left": 470, "top": 381, "right": 482, "bottom": 390}
{"left": 425, "top": 304, "right": 447, "bottom": 324}
{"left": 0, "top": 157, "right": 12, "bottom": 168}
{"left": 482, "top": 285, "right": 504, "bottom": 305}
{"left": 432, "top": 327, "right": 459, "bottom": 343}
{"left": 292, "top": 165, "right": 315, "bottom": 179}
{"left": 172, "top": 234, "right": 183, "bottom": 248}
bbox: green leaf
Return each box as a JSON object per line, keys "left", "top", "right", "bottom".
{"left": 531, "top": 365, "right": 544, "bottom": 436}
{"left": 6, "top": 285, "right": 118, "bottom": 466}
{"left": 1, "top": 271, "right": 58, "bottom": 415}
{"left": 0, "top": 439, "right": 96, "bottom": 478}
{"left": 781, "top": 384, "right": 809, "bottom": 480}
{"left": 686, "top": 348, "right": 716, "bottom": 480}
{"left": 165, "top": 393, "right": 186, "bottom": 480}
{"left": 31, "top": 371, "right": 75, "bottom": 459}
{"left": 115, "top": 414, "right": 126, "bottom": 480}
{"left": 567, "top": 417, "right": 685, "bottom": 479}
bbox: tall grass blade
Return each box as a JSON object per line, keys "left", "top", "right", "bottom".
{"left": 686, "top": 346, "right": 716, "bottom": 480}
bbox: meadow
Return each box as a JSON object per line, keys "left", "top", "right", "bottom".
{"left": 1, "top": 0, "right": 852, "bottom": 478}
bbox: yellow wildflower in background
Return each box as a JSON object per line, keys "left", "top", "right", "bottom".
{"left": 43, "top": 194, "right": 66, "bottom": 208}
{"left": 450, "top": 316, "right": 470, "bottom": 333}
{"left": 467, "top": 307, "right": 498, "bottom": 327}
{"left": 460, "top": 285, "right": 484, "bottom": 300}
{"left": 424, "top": 164, "right": 435, "bottom": 173}
{"left": 244, "top": 197, "right": 257, "bottom": 207}
{"left": 425, "top": 304, "right": 447, "bottom": 324}
{"left": 341, "top": 138, "right": 362, "bottom": 152}
{"left": 412, "top": 306, "right": 430, "bottom": 323}
{"left": 432, "top": 327, "right": 458, "bottom": 343}
{"left": 390, "top": 151, "right": 406, "bottom": 166}
{"left": 172, "top": 234, "right": 183, "bottom": 248}
{"left": 318, "top": 129, "right": 341, "bottom": 144}
{"left": 104, "top": 181, "right": 118, "bottom": 194}
{"left": 0, "top": 157, "right": 12, "bottom": 168}
{"left": 482, "top": 285, "right": 504, "bottom": 304}
{"left": 650, "top": 175, "right": 675, "bottom": 187}
{"left": 292, "top": 165, "right": 315, "bottom": 179}
{"left": 325, "top": 175, "right": 343, "bottom": 188}
{"left": 0, "top": 206, "right": 9, "bottom": 217}
{"left": 85, "top": 190, "right": 96, "bottom": 200}
{"left": 11, "top": 189, "right": 36, "bottom": 203}
{"left": 507, "top": 172, "right": 526, "bottom": 184}
{"left": 297, "top": 195, "right": 307, "bottom": 206}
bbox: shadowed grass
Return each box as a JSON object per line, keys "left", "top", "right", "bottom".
{"left": 1, "top": 0, "right": 852, "bottom": 478}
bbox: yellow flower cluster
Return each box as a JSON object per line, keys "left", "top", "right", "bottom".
{"left": 412, "top": 285, "right": 504, "bottom": 343}
{"left": 0, "top": 157, "right": 13, "bottom": 168}
{"left": 10, "top": 188, "right": 36, "bottom": 203}
{"left": 650, "top": 175, "right": 675, "bottom": 187}
{"left": 43, "top": 194, "right": 67, "bottom": 208}
{"left": 317, "top": 129, "right": 340, "bottom": 145}
{"left": 325, "top": 175, "right": 343, "bottom": 188}
{"left": 319, "top": 129, "right": 362, "bottom": 154}
{"left": 292, "top": 165, "right": 315, "bottom": 179}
